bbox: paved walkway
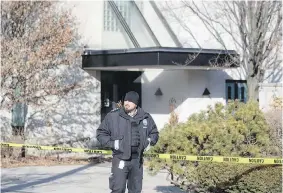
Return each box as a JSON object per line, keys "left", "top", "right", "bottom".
{"left": 1, "top": 162, "right": 185, "bottom": 193}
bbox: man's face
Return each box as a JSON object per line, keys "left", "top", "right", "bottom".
{"left": 124, "top": 100, "right": 137, "bottom": 112}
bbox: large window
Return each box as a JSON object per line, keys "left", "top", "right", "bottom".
{"left": 225, "top": 80, "right": 247, "bottom": 103}
{"left": 103, "top": 1, "right": 144, "bottom": 32}
{"left": 103, "top": 1, "right": 131, "bottom": 32}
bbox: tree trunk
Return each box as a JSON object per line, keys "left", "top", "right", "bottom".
{"left": 247, "top": 76, "right": 259, "bottom": 101}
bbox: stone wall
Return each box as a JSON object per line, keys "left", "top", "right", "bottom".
{"left": 1, "top": 65, "right": 101, "bottom": 157}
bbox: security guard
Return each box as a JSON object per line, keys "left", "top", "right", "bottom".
{"left": 96, "top": 91, "right": 159, "bottom": 193}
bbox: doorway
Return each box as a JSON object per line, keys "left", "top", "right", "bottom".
{"left": 101, "top": 71, "right": 142, "bottom": 121}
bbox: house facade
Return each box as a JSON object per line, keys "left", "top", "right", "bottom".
{"left": 1, "top": 1, "right": 281, "bottom": 150}
{"left": 69, "top": 0, "right": 282, "bottom": 129}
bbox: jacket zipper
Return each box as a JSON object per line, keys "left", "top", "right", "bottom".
{"left": 128, "top": 119, "right": 132, "bottom": 160}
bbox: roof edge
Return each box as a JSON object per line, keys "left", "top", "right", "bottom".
{"left": 83, "top": 46, "right": 238, "bottom": 56}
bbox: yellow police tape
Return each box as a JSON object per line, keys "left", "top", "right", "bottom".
{"left": 1, "top": 142, "right": 282, "bottom": 165}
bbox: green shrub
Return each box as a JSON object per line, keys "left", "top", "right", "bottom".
{"left": 226, "top": 165, "right": 282, "bottom": 193}
{"left": 147, "top": 100, "right": 282, "bottom": 193}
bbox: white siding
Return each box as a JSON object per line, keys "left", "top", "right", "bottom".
{"left": 50, "top": 1, "right": 283, "bottom": 129}
{"left": 259, "top": 83, "right": 283, "bottom": 111}
{"left": 141, "top": 68, "right": 245, "bottom": 129}
{"left": 66, "top": 1, "right": 104, "bottom": 49}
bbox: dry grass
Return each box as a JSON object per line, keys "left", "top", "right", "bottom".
{"left": 265, "top": 109, "right": 282, "bottom": 155}
{"left": 168, "top": 103, "right": 179, "bottom": 127}
{"left": 1, "top": 155, "right": 88, "bottom": 168}
{"left": 1, "top": 152, "right": 113, "bottom": 168}
{"left": 1, "top": 143, "right": 113, "bottom": 168}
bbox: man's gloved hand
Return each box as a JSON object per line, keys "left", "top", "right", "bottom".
{"left": 145, "top": 138, "right": 151, "bottom": 151}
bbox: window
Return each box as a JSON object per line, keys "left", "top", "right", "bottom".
{"left": 103, "top": 0, "right": 131, "bottom": 32}
{"left": 225, "top": 80, "right": 247, "bottom": 103}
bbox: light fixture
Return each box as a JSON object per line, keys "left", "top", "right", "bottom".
{"left": 202, "top": 88, "right": 210, "bottom": 96}
{"left": 155, "top": 88, "right": 163, "bottom": 96}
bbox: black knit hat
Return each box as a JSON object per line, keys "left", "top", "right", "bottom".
{"left": 124, "top": 91, "right": 139, "bottom": 105}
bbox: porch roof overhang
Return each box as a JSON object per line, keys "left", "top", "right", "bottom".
{"left": 82, "top": 47, "right": 239, "bottom": 70}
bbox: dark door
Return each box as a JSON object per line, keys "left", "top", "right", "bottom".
{"left": 101, "top": 71, "right": 142, "bottom": 121}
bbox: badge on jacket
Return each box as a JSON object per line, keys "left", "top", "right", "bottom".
{"left": 143, "top": 119, "right": 147, "bottom": 128}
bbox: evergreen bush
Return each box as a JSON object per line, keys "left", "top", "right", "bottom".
{"left": 147, "top": 100, "right": 282, "bottom": 192}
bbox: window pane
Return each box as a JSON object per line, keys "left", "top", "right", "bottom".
{"left": 228, "top": 86, "right": 232, "bottom": 99}
{"left": 240, "top": 87, "right": 245, "bottom": 102}
{"left": 103, "top": 0, "right": 130, "bottom": 32}
{"left": 226, "top": 82, "right": 236, "bottom": 102}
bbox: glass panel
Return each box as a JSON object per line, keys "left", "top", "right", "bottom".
{"left": 228, "top": 86, "right": 232, "bottom": 99}
{"left": 237, "top": 83, "right": 247, "bottom": 103}
{"left": 226, "top": 82, "right": 235, "bottom": 102}
{"left": 102, "top": 0, "right": 160, "bottom": 49}
{"left": 241, "top": 87, "right": 245, "bottom": 102}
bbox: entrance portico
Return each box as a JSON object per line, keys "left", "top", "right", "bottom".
{"left": 82, "top": 47, "right": 239, "bottom": 128}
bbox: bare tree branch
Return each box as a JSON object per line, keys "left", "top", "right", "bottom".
{"left": 164, "top": 0, "right": 282, "bottom": 100}
{"left": 164, "top": 1, "right": 202, "bottom": 48}
{"left": 1, "top": 1, "right": 82, "bottom": 109}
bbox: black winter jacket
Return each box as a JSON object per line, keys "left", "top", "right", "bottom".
{"left": 96, "top": 107, "right": 159, "bottom": 160}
